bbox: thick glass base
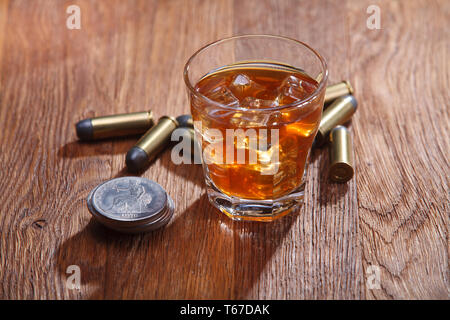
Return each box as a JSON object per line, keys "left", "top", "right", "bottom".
{"left": 205, "top": 180, "right": 305, "bottom": 222}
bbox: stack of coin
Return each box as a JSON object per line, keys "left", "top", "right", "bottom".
{"left": 87, "top": 177, "right": 174, "bottom": 233}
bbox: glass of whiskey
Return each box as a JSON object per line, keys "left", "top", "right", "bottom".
{"left": 184, "top": 35, "right": 328, "bottom": 221}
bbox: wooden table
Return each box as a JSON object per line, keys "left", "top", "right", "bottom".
{"left": 0, "top": 0, "right": 448, "bottom": 300}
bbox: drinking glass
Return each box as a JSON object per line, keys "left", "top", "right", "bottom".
{"left": 184, "top": 35, "right": 328, "bottom": 221}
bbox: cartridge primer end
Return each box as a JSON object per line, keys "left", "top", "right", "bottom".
{"left": 76, "top": 119, "right": 94, "bottom": 140}
{"left": 126, "top": 146, "right": 150, "bottom": 172}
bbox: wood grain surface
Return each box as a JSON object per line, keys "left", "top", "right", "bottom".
{"left": 0, "top": 0, "right": 448, "bottom": 300}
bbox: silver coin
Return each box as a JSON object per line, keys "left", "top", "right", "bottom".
{"left": 87, "top": 177, "right": 174, "bottom": 233}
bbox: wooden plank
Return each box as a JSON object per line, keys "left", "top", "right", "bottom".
{"left": 1, "top": 0, "right": 235, "bottom": 299}
{"left": 347, "top": 0, "right": 449, "bottom": 299}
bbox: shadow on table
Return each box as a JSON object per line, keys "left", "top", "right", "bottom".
{"left": 59, "top": 137, "right": 164, "bottom": 174}
{"left": 310, "top": 145, "right": 349, "bottom": 205}
{"left": 160, "top": 147, "right": 205, "bottom": 187}
{"left": 55, "top": 192, "right": 297, "bottom": 299}
{"left": 55, "top": 142, "right": 347, "bottom": 299}
{"left": 58, "top": 136, "right": 140, "bottom": 159}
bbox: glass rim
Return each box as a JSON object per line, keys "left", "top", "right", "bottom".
{"left": 183, "top": 34, "right": 328, "bottom": 112}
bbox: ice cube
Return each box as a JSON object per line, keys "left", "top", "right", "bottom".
{"left": 279, "top": 76, "right": 306, "bottom": 97}
{"left": 255, "top": 90, "right": 279, "bottom": 101}
{"left": 206, "top": 108, "right": 236, "bottom": 119}
{"left": 255, "top": 144, "right": 281, "bottom": 175}
{"left": 229, "top": 73, "right": 264, "bottom": 99}
{"left": 275, "top": 75, "right": 317, "bottom": 105}
{"left": 266, "top": 111, "right": 282, "bottom": 126}
{"left": 204, "top": 85, "right": 239, "bottom": 107}
{"left": 232, "top": 74, "right": 251, "bottom": 87}
{"left": 229, "top": 111, "right": 271, "bottom": 127}
{"left": 273, "top": 158, "right": 299, "bottom": 194}
{"left": 285, "top": 122, "right": 317, "bottom": 138}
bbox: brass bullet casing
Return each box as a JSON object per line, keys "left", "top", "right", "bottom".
{"left": 126, "top": 116, "right": 179, "bottom": 172}
{"left": 329, "top": 126, "right": 354, "bottom": 183}
{"left": 315, "top": 95, "right": 357, "bottom": 146}
{"left": 324, "top": 80, "right": 354, "bottom": 104}
{"left": 76, "top": 111, "right": 154, "bottom": 140}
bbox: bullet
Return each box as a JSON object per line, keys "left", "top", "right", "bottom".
{"left": 126, "top": 116, "right": 179, "bottom": 172}
{"left": 76, "top": 111, "right": 154, "bottom": 140}
{"left": 329, "top": 126, "right": 354, "bottom": 183}
{"left": 315, "top": 95, "right": 357, "bottom": 146}
{"left": 325, "top": 80, "right": 354, "bottom": 104}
